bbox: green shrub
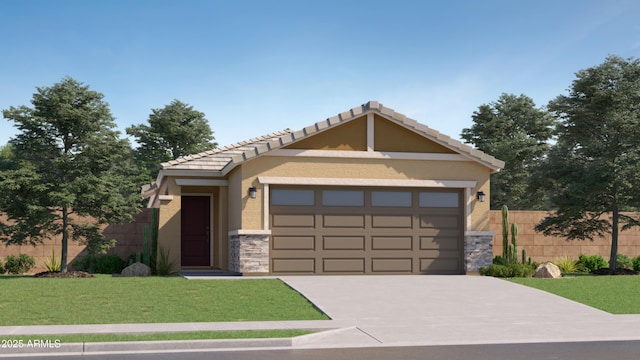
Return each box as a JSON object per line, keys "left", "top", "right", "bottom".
{"left": 479, "top": 263, "right": 534, "bottom": 278}
{"left": 4, "top": 254, "right": 36, "bottom": 274}
{"left": 615, "top": 254, "right": 633, "bottom": 269}
{"left": 480, "top": 264, "right": 508, "bottom": 277}
{"left": 73, "top": 254, "right": 97, "bottom": 273}
{"left": 73, "top": 254, "right": 124, "bottom": 274}
{"left": 554, "top": 256, "right": 584, "bottom": 273}
{"left": 492, "top": 256, "right": 507, "bottom": 266}
{"left": 0, "top": 258, "right": 4, "bottom": 274}
{"left": 509, "top": 263, "right": 535, "bottom": 277}
{"left": 577, "top": 254, "right": 607, "bottom": 273}
{"left": 633, "top": 256, "right": 640, "bottom": 272}
{"left": 156, "top": 246, "right": 176, "bottom": 276}
{"left": 95, "top": 255, "right": 125, "bottom": 274}
{"left": 44, "top": 249, "right": 61, "bottom": 272}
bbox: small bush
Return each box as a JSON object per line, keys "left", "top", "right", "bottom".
{"left": 577, "top": 254, "right": 607, "bottom": 273}
{"left": 633, "top": 256, "right": 640, "bottom": 272}
{"left": 95, "top": 255, "right": 125, "bottom": 274}
{"left": 615, "top": 254, "right": 633, "bottom": 270}
{"left": 73, "top": 254, "right": 124, "bottom": 274}
{"left": 4, "top": 254, "right": 36, "bottom": 274}
{"left": 156, "top": 246, "right": 176, "bottom": 276}
{"left": 492, "top": 256, "right": 507, "bottom": 266}
{"left": 480, "top": 264, "right": 507, "bottom": 277}
{"left": 509, "top": 263, "right": 535, "bottom": 277}
{"left": 0, "top": 259, "right": 4, "bottom": 274}
{"left": 554, "top": 256, "right": 584, "bottom": 273}
{"left": 73, "top": 254, "right": 97, "bottom": 273}
{"left": 44, "top": 249, "right": 61, "bottom": 272}
{"left": 479, "top": 263, "right": 534, "bottom": 278}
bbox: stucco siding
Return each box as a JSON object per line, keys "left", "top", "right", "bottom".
{"left": 157, "top": 178, "right": 182, "bottom": 270}
{"left": 217, "top": 186, "right": 229, "bottom": 269}
{"left": 373, "top": 115, "right": 456, "bottom": 153}
{"left": 239, "top": 156, "right": 491, "bottom": 231}
{"left": 228, "top": 168, "right": 243, "bottom": 230}
{"left": 284, "top": 116, "right": 367, "bottom": 151}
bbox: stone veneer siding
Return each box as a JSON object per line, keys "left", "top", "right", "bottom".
{"left": 464, "top": 232, "right": 494, "bottom": 272}
{"left": 229, "top": 233, "right": 270, "bottom": 274}
{"left": 228, "top": 231, "right": 493, "bottom": 274}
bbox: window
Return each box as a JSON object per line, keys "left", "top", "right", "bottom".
{"left": 371, "top": 191, "right": 412, "bottom": 207}
{"left": 419, "top": 192, "right": 459, "bottom": 208}
{"left": 322, "top": 190, "right": 365, "bottom": 206}
{"left": 271, "top": 189, "right": 315, "bottom": 206}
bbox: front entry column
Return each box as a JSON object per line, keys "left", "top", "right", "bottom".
{"left": 228, "top": 230, "right": 271, "bottom": 275}
{"left": 464, "top": 231, "right": 494, "bottom": 272}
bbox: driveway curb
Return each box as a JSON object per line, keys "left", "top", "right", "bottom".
{"left": 0, "top": 337, "right": 295, "bottom": 356}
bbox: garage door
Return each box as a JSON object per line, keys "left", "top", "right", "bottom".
{"left": 270, "top": 187, "right": 464, "bottom": 275}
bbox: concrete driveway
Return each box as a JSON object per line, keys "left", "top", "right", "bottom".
{"left": 281, "top": 275, "right": 640, "bottom": 347}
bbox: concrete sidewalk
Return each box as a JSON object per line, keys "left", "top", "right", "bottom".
{"left": 2, "top": 275, "right": 640, "bottom": 356}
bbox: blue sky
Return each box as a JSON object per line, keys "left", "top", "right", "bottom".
{"left": 1, "top": 0, "right": 639, "bottom": 148}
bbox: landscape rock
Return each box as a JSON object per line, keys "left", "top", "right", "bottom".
{"left": 535, "top": 262, "right": 562, "bottom": 278}
{"left": 121, "top": 262, "right": 151, "bottom": 277}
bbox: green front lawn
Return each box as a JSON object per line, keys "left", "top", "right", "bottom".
{"left": 509, "top": 275, "right": 640, "bottom": 314}
{"left": 0, "top": 276, "right": 329, "bottom": 325}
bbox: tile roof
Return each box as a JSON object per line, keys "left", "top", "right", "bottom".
{"left": 160, "top": 129, "right": 292, "bottom": 172}
{"left": 160, "top": 101, "right": 505, "bottom": 174}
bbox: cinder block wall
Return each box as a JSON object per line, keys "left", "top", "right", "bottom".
{"left": 490, "top": 210, "right": 640, "bottom": 263}
{"left": 0, "top": 209, "right": 151, "bottom": 273}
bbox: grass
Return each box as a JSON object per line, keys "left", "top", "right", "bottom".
{"left": 0, "top": 275, "right": 328, "bottom": 325}
{"left": 0, "top": 329, "right": 314, "bottom": 343}
{"left": 509, "top": 275, "right": 640, "bottom": 314}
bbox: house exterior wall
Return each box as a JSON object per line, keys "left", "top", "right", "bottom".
{"left": 227, "top": 168, "right": 243, "bottom": 230}
{"left": 217, "top": 186, "right": 229, "bottom": 270}
{"left": 157, "top": 178, "right": 182, "bottom": 272}
{"left": 155, "top": 180, "right": 229, "bottom": 271}
{"left": 238, "top": 156, "right": 491, "bottom": 232}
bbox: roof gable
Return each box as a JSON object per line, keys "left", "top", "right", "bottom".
{"left": 373, "top": 114, "right": 456, "bottom": 153}
{"left": 284, "top": 115, "right": 367, "bottom": 151}
{"left": 159, "top": 101, "right": 505, "bottom": 174}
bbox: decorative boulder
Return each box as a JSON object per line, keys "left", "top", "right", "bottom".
{"left": 535, "top": 262, "right": 562, "bottom": 278}
{"left": 121, "top": 262, "right": 151, "bottom": 277}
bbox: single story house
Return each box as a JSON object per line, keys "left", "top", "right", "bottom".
{"left": 144, "top": 101, "right": 504, "bottom": 275}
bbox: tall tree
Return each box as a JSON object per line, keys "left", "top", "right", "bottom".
{"left": 535, "top": 56, "right": 640, "bottom": 270}
{"left": 0, "top": 77, "right": 142, "bottom": 271}
{"left": 461, "top": 93, "right": 555, "bottom": 209}
{"left": 0, "top": 144, "right": 14, "bottom": 171}
{"left": 127, "top": 100, "right": 216, "bottom": 181}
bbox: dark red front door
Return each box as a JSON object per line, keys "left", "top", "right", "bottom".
{"left": 181, "top": 196, "right": 211, "bottom": 267}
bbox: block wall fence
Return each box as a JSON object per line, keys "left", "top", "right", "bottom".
{"left": 490, "top": 210, "right": 640, "bottom": 262}
{"left": 0, "top": 209, "right": 151, "bottom": 273}
{"left": 1, "top": 209, "right": 638, "bottom": 273}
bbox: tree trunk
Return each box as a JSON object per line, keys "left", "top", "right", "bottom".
{"left": 60, "top": 207, "right": 69, "bottom": 272}
{"left": 610, "top": 208, "right": 619, "bottom": 270}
